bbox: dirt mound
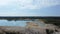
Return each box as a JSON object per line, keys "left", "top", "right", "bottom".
{"left": 0, "top": 26, "right": 46, "bottom": 34}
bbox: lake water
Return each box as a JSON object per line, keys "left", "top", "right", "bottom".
{"left": 0, "top": 20, "right": 45, "bottom": 27}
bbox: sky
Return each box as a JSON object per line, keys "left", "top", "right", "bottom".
{"left": 0, "top": 0, "right": 60, "bottom": 16}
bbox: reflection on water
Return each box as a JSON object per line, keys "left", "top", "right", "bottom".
{"left": 0, "top": 20, "right": 33, "bottom": 26}
{"left": 0, "top": 19, "right": 45, "bottom": 27}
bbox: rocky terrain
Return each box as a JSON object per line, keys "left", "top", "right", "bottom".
{"left": 0, "top": 22, "right": 59, "bottom": 34}
{"left": 0, "top": 26, "right": 45, "bottom": 34}
{"left": 0, "top": 26, "right": 59, "bottom": 34}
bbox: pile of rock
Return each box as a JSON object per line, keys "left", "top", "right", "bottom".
{"left": 0, "top": 28, "right": 45, "bottom": 34}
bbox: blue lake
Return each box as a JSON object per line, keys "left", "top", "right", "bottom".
{"left": 0, "top": 20, "right": 45, "bottom": 27}
{"left": 0, "top": 20, "right": 31, "bottom": 26}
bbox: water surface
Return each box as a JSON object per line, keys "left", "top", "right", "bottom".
{"left": 0, "top": 20, "right": 45, "bottom": 27}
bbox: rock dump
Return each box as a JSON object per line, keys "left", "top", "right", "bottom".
{"left": 0, "top": 21, "right": 59, "bottom": 34}
{"left": 0, "top": 27, "right": 45, "bottom": 34}
{"left": 0, "top": 26, "right": 60, "bottom": 34}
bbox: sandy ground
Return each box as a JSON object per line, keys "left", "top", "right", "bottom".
{"left": 0, "top": 26, "right": 46, "bottom": 34}
{"left": 0, "top": 26, "right": 59, "bottom": 34}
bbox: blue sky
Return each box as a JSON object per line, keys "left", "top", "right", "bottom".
{"left": 0, "top": 0, "right": 60, "bottom": 16}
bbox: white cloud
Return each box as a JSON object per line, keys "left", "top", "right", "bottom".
{"left": 17, "top": 0, "right": 60, "bottom": 9}
{"left": 0, "top": 0, "right": 17, "bottom": 6}
{"left": 17, "top": 0, "right": 35, "bottom": 9}
{"left": 0, "top": 0, "right": 59, "bottom": 9}
{"left": 0, "top": 0, "right": 59, "bottom": 16}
